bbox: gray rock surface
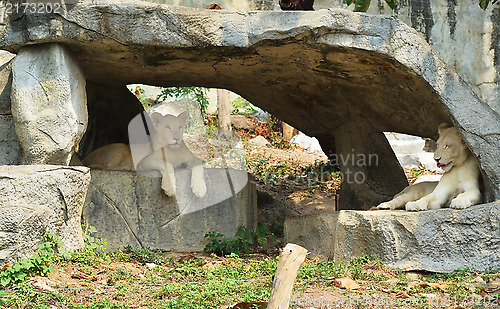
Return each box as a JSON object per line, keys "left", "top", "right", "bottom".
{"left": 1, "top": 3, "right": 498, "bottom": 203}
{"left": 10, "top": 44, "right": 88, "bottom": 165}
{"left": 84, "top": 168, "right": 257, "bottom": 251}
{"left": 335, "top": 118, "right": 408, "bottom": 210}
{"left": 0, "top": 205, "right": 53, "bottom": 265}
{"left": 285, "top": 202, "right": 500, "bottom": 273}
{"left": 0, "top": 51, "right": 20, "bottom": 165}
{"left": 0, "top": 165, "right": 91, "bottom": 253}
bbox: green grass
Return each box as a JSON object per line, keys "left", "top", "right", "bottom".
{"left": 1, "top": 233, "right": 498, "bottom": 309}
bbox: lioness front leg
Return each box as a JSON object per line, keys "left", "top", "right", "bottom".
{"left": 377, "top": 182, "right": 436, "bottom": 210}
{"left": 405, "top": 190, "right": 449, "bottom": 211}
{"left": 161, "top": 162, "right": 176, "bottom": 197}
{"left": 450, "top": 188, "right": 481, "bottom": 209}
{"left": 190, "top": 164, "right": 206, "bottom": 198}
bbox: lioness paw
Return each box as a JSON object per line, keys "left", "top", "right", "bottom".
{"left": 377, "top": 202, "right": 392, "bottom": 210}
{"left": 450, "top": 197, "right": 473, "bottom": 209}
{"left": 191, "top": 178, "right": 207, "bottom": 198}
{"left": 405, "top": 200, "right": 428, "bottom": 211}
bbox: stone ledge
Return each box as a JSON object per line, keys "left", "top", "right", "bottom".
{"left": 284, "top": 202, "right": 500, "bottom": 272}
{"left": 84, "top": 168, "right": 257, "bottom": 251}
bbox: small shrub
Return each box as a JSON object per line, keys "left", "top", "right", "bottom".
{"left": 204, "top": 225, "right": 277, "bottom": 257}
{"left": 0, "top": 231, "right": 59, "bottom": 287}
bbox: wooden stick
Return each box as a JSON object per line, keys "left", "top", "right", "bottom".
{"left": 282, "top": 122, "right": 294, "bottom": 142}
{"left": 267, "top": 243, "right": 308, "bottom": 309}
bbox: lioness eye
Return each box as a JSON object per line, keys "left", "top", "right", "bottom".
{"left": 166, "top": 126, "right": 171, "bottom": 130}
{"left": 444, "top": 145, "right": 449, "bottom": 149}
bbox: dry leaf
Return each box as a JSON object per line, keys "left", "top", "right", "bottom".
{"left": 369, "top": 206, "right": 379, "bottom": 211}
{"left": 395, "top": 291, "right": 411, "bottom": 299}
{"left": 333, "top": 277, "right": 361, "bottom": 290}
{"left": 70, "top": 272, "right": 97, "bottom": 281}
{"left": 427, "top": 282, "right": 448, "bottom": 290}
{"left": 0, "top": 264, "right": 9, "bottom": 272}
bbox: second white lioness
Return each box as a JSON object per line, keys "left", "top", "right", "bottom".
{"left": 83, "top": 111, "right": 207, "bottom": 198}
{"left": 377, "top": 123, "right": 481, "bottom": 211}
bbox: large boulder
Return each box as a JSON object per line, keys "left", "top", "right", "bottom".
{"left": 10, "top": 43, "right": 88, "bottom": 165}
{"left": 84, "top": 168, "right": 257, "bottom": 251}
{"left": 0, "top": 165, "right": 91, "bottom": 256}
{"left": 0, "top": 3, "right": 498, "bottom": 207}
{"left": 285, "top": 202, "right": 500, "bottom": 272}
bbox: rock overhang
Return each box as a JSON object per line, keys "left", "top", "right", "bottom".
{"left": 1, "top": 2, "right": 498, "bottom": 200}
{"left": 0, "top": 5, "right": 453, "bottom": 137}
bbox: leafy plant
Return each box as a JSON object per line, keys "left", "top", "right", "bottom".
{"left": 0, "top": 231, "right": 58, "bottom": 287}
{"left": 345, "top": 0, "right": 394, "bottom": 12}
{"left": 157, "top": 87, "right": 210, "bottom": 115}
{"left": 480, "top": 0, "right": 500, "bottom": 15}
{"left": 204, "top": 225, "right": 277, "bottom": 257}
{"left": 121, "top": 246, "right": 172, "bottom": 265}
{"left": 231, "top": 97, "right": 258, "bottom": 116}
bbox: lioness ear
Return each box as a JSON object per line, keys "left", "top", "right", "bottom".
{"left": 437, "top": 123, "right": 450, "bottom": 135}
{"left": 150, "top": 112, "right": 164, "bottom": 124}
{"left": 177, "top": 111, "right": 189, "bottom": 123}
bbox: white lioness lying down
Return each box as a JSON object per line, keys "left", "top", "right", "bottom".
{"left": 83, "top": 111, "right": 207, "bottom": 198}
{"left": 377, "top": 123, "right": 481, "bottom": 211}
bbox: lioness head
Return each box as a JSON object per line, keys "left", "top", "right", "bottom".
{"left": 150, "top": 111, "right": 189, "bottom": 149}
{"left": 433, "top": 123, "right": 470, "bottom": 173}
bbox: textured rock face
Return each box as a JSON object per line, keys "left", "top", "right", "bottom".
{"left": 0, "top": 205, "right": 53, "bottom": 265}
{"left": 0, "top": 51, "right": 20, "bottom": 165}
{"left": 84, "top": 168, "right": 257, "bottom": 251}
{"left": 0, "top": 166, "right": 91, "bottom": 256}
{"left": 10, "top": 44, "right": 88, "bottom": 165}
{"left": 1, "top": 3, "right": 498, "bottom": 205}
{"left": 158, "top": 0, "right": 500, "bottom": 112}
{"left": 285, "top": 202, "right": 500, "bottom": 272}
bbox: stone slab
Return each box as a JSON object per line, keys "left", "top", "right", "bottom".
{"left": 84, "top": 168, "right": 257, "bottom": 251}
{"left": 284, "top": 202, "right": 500, "bottom": 273}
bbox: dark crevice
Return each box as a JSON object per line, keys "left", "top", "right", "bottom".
{"left": 410, "top": 0, "right": 435, "bottom": 43}
{"left": 447, "top": 0, "right": 457, "bottom": 38}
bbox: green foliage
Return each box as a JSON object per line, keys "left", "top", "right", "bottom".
{"left": 133, "top": 85, "right": 154, "bottom": 110}
{"left": 66, "top": 225, "right": 109, "bottom": 265}
{"left": 157, "top": 87, "right": 210, "bottom": 115}
{"left": 480, "top": 0, "right": 500, "bottom": 15}
{"left": 120, "top": 246, "right": 173, "bottom": 265}
{"left": 231, "top": 97, "right": 258, "bottom": 116}
{"left": 385, "top": 0, "right": 395, "bottom": 10}
{"left": 203, "top": 225, "right": 277, "bottom": 257}
{"left": 266, "top": 116, "right": 294, "bottom": 150}
{"left": 354, "top": 0, "right": 371, "bottom": 12}
{"left": 0, "top": 231, "right": 58, "bottom": 287}
{"left": 346, "top": 0, "right": 393, "bottom": 12}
